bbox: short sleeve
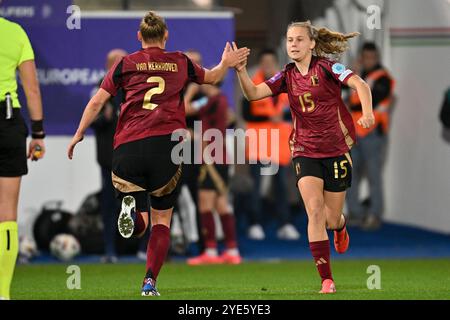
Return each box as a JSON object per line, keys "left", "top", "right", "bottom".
{"left": 265, "top": 70, "right": 287, "bottom": 96}
{"left": 186, "top": 56, "right": 205, "bottom": 84}
{"left": 325, "top": 61, "right": 354, "bottom": 85}
{"left": 17, "top": 26, "right": 34, "bottom": 65}
{"left": 100, "top": 58, "right": 123, "bottom": 96}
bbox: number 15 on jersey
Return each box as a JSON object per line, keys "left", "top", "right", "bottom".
{"left": 299, "top": 92, "right": 315, "bottom": 113}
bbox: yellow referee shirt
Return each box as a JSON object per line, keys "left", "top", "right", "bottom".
{"left": 0, "top": 17, "right": 35, "bottom": 108}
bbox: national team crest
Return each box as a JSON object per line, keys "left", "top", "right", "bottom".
{"left": 311, "top": 74, "right": 319, "bottom": 86}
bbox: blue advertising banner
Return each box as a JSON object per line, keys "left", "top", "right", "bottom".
{"left": 1, "top": 0, "right": 235, "bottom": 135}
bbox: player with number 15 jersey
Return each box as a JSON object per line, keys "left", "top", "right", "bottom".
{"left": 266, "top": 55, "right": 356, "bottom": 160}
{"left": 235, "top": 21, "right": 374, "bottom": 294}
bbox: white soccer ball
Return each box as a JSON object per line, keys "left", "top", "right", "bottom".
{"left": 19, "top": 235, "right": 39, "bottom": 260}
{"left": 50, "top": 234, "right": 81, "bottom": 262}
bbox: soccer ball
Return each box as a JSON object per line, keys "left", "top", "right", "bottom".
{"left": 18, "top": 235, "right": 39, "bottom": 262}
{"left": 50, "top": 234, "right": 81, "bottom": 262}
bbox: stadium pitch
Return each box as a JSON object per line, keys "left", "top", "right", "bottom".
{"left": 12, "top": 259, "right": 450, "bottom": 300}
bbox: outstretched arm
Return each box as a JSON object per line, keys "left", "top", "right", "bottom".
{"left": 204, "top": 42, "right": 250, "bottom": 85}
{"left": 67, "top": 88, "right": 111, "bottom": 159}
{"left": 235, "top": 66, "right": 273, "bottom": 101}
{"left": 233, "top": 43, "right": 273, "bottom": 101}
{"left": 347, "top": 74, "right": 374, "bottom": 129}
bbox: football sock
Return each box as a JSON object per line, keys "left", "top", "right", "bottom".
{"left": 200, "top": 211, "right": 217, "bottom": 249}
{"left": 205, "top": 248, "right": 218, "bottom": 257}
{"left": 224, "top": 248, "right": 239, "bottom": 256}
{"left": 0, "top": 221, "right": 18, "bottom": 300}
{"left": 219, "top": 213, "right": 238, "bottom": 250}
{"left": 309, "top": 240, "right": 333, "bottom": 283}
{"left": 133, "top": 212, "right": 147, "bottom": 236}
{"left": 146, "top": 224, "right": 170, "bottom": 280}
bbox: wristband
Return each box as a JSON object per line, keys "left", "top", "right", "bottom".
{"left": 31, "top": 119, "right": 44, "bottom": 133}
{"left": 32, "top": 132, "right": 46, "bottom": 139}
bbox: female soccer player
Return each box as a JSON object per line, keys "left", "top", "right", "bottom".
{"left": 0, "top": 17, "right": 45, "bottom": 300}
{"left": 67, "top": 11, "right": 249, "bottom": 296}
{"left": 234, "top": 21, "right": 374, "bottom": 293}
{"left": 184, "top": 84, "right": 242, "bottom": 265}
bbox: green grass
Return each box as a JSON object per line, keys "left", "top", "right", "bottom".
{"left": 11, "top": 259, "right": 450, "bottom": 300}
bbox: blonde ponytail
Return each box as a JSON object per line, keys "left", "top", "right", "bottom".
{"left": 288, "top": 21, "right": 359, "bottom": 57}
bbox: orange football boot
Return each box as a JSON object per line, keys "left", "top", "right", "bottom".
{"left": 319, "top": 279, "right": 336, "bottom": 294}
{"left": 220, "top": 252, "right": 242, "bottom": 265}
{"left": 187, "top": 252, "right": 223, "bottom": 265}
{"left": 334, "top": 225, "right": 350, "bottom": 254}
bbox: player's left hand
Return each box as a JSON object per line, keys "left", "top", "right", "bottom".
{"left": 67, "top": 133, "right": 84, "bottom": 160}
{"left": 357, "top": 112, "right": 375, "bottom": 129}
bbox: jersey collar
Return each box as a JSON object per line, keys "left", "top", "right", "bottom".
{"left": 295, "top": 55, "right": 318, "bottom": 78}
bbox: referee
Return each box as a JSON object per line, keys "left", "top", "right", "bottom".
{"left": 0, "top": 16, "right": 45, "bottom": 300}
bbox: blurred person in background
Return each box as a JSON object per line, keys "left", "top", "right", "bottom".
{"left": 180, "top": 49, "right": 205, "bottom": 252}
{"left": 242, "top": 49, "right": 300, "bottom": 241}
{"left": 0, "top": 16, "right": 45, "bottom": 300}
{"left": 185, "top": 83, "right": 242, "bottom": 265}
{"left": 346, "top": 42, "right": 395, "bottom": 231}
{"left": 439, "top": 87, "right": 450, "bottom": 131}
{"left": 91, "top": 49, "right": 127, "bottom": 264}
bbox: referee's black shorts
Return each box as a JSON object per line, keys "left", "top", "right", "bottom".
{"left": 0, "top": 105, "right": 28, "bottom": 177}
{"left": 112, "top": 134, "right": 183, "bottom": 211}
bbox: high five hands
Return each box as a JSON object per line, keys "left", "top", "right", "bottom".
{"left": 231, "top": 42, "right": 249, "bottom": 72}
{"left": 222, "top": 42, "right": 250, "bottom": 71}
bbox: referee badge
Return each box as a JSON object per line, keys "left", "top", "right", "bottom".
{"left": 311, "top": 75, "right": 319, "bottom": 86}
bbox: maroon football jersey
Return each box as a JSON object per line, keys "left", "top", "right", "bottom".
{"left": 265, "top": 56, "right": 356, "bottom": 159}
{"left": 101, "top": 47, "right": 205, "bottom": 149}
{"left": 197, "top": 93, "right": 229, "bottom": 164}
{"left": 198, "top": 93, "right": 228, "bottom": 135}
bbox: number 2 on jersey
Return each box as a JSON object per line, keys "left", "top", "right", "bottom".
{"left": 142, "top": 76, "right": 165, "bottom": 110}
{"left": 299, "top": 92, "right": 315, "bottom": 113}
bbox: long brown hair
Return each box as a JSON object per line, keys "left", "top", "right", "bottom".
{"left": 140, "top": 11, "right": 167, "bottom": 43}
{"left": 288, "top": 21, "right": 359, "bottom": 57}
